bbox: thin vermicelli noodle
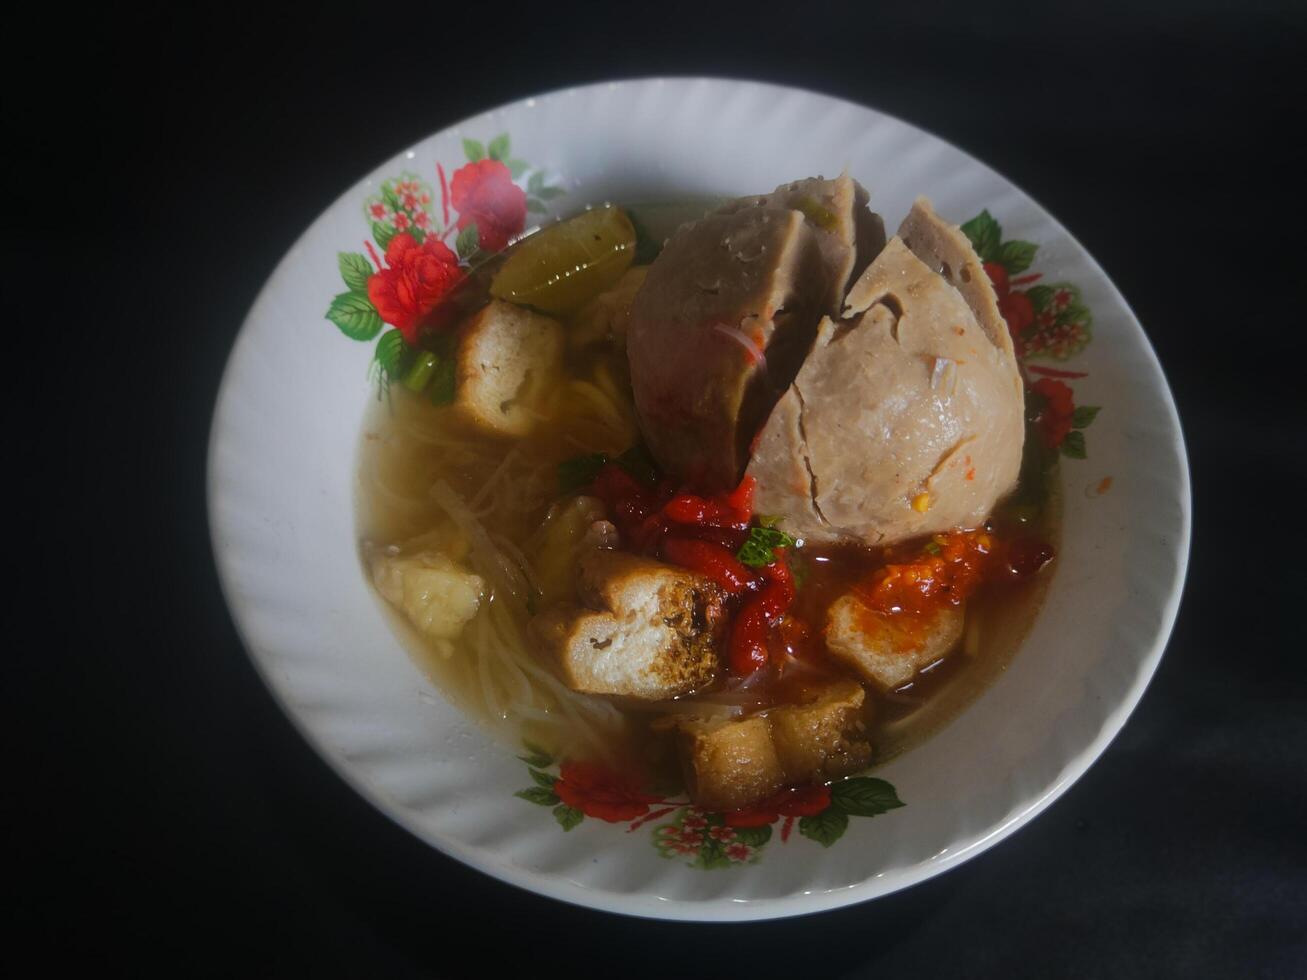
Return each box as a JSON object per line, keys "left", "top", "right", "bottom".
{"left": 361, "top": 367, "right": 635, "bottom": 758}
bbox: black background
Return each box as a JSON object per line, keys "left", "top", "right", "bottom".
{"left": 17, "top": 1, "right": 1307, "bottom": 976}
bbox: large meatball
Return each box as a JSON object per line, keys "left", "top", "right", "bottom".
{"left": 747, "top": 200, "right": 1025, "bottom": 545}
{"left": 627, "top": 176, "right": 883, "bottom": 493}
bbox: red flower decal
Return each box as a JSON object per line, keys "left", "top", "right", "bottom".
{"left": 366, "top": 233, "right": 462, "bottom": 344}
{"left": 553, "top": 760, "right": 662, "bottom": 823}
{"left": 1029, "top": 377, "right": 1076, "bottom": 449}
{"left": 450, "top": 159, "right": 527, "bottom": 252}
{"left": 723, "top": 784, "right": 833, "bottom": 828}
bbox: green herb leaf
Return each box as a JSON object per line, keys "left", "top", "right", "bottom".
{"left": 463, "top": 138, "right": 485, "bottom": 162}
{"left": 1061, "top": 430, "right": 1087, "bottom": 459}
{"left": 997, "top": 239, "right": 1038, "bottom": 275}
{"left": 830, "top": 777, "right": 905, "bottom": 817}
{"left": 616, "top": 444, "right": 660, "bottom": 485}
{"left": 526, "top": 197, "right": 547, "bottom": 214}
{"left": 558, "top": 453, "right": 610, "bottom": 493}
{"left": 536, "top": 185, "right": 566, "bottom": 200}
{"left": 518, "top": 741, "right": 553, "bottom": 768}
{"left": 373, "top": 330, "right": 410, "bottom": 381}
{"left": 487, "top": 133, "right": 510, "bottom": 162}
{"left": 455, "top": 223, "right": 480, "bottom": 259}
{"left": 960, "top": 210, "right": 1002, "bottom": 263}
{"left": 338, "top": 252, "right": 373, "bottom": 292}
{"left": 507, "top": 158, "right": 529, "bottom": 179}
{"left": 528, "top": 768, "right": 557, "bottom": 789}
{"left": 798, "top": 808, "right": 848, "bottom": 847}
{"left": 527, "top": 171, "right": 545, "bottom": 194}
{"left": 325, "top": 291, "right": 383, "bottom": 341}
{"left": 731, "top": 824, "right": 772, "bottom": 848}
{"left": 1071, "top": 405, "right": 1101, "bottom": 429}
{"left": 923, "top": 540, "right": 942, "bottom": 556}
{"left": 372, "top": 220, "right": 396, "bottom": 251}
{"left": 737, "top": 526, "right": 797, "bottom": 568}
{"left": 553, "top": 804, "right": 583, "bottom": 830}
{"left": 515, "top": 786, "right": 560, "bottom": 806}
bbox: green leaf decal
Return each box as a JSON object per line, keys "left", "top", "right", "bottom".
{"left": 381, "top": 184, "right": 402, "bottom": 212}
{"left": 536, "top": 186, "right": 566, "bottom": 200}
{"left": 1025, "top": 284, "right": 1054, "bottom": 313}
{"left": 527, "top": 171, "right": 545, "bottom": 194}
{"left": 507, "top": 158, "right": 529, "bottom": 179}
{"left": 553, "top": 805, "right": 583, "bottom": 830}
{"left": 518, "top": 742, "right": 553, "bottom": 768}
{"left": 487, "top": 133, "right": 510, "bottom": 162}
{"left": 373, "top": 330, "right": 409, "bottom": 380}
{"left": 960, "top": 210, "right": 1002, "bottom": 263}
{"left": 696, "top": 839, "right": 734, "bottom": 870}
{"left": 1071, "top": 405, "right": 1101, "bottom": 429}
{"left": 338, "top": 252, "right": 373, "bottom": 292}
{"left": 997, "top": 239, "right": 1038, "bottom": 275}
{"left": 528, "top": 768, "right": 557, "bottom": 790}
{"left": 831, "top": 777, "right": 905, "bottom": 817}
{"left": 325, "top": 291, "right": 383, "bottom": 340}
{"left": 731, "top": 825, "right": 772, "bottom": 848}
{"left": 1061, "top": 430, "right": 1087, "bottom": 459}
{"left": 455, "top": 223, "right": 480, "bottom": 259}
{"left": 463, "top": 138, "right": 485, "bottom": 162}
{"left": 515, "top": 786, "right": 560, "bottom": 806}
{"left": 798, "top": 808, "right": 849, "bottom": 847}
{"left": 526, "top": 197, "right": 547, "bottom": 214}
{"left": 372, "top": 220, "right": 396, "bottom": 251}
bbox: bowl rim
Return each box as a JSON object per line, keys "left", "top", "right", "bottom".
{"left": 207, "top": 75, "right": 1192, "bottom": 921}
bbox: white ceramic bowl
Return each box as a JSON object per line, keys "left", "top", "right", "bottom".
{"left": 208, "top": 78, "right": 1190, "bottom": 920}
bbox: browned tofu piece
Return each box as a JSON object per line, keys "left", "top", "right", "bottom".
{"left": 451, "top": 299, "right": 563, "bottom": 438}
{"left": 767, "top": 680, "right": 872, "bottom": 783}
{"left": 673, "top": 715, "right": 785, "bottom": 812}
{"left": 669, "top": 680, "right": 873, "bottom": 811}
{"left": 826, "top": 595, "right": 965, "bottom": 691}
{"left": 530, "top": 551, "right": 724, "bottom": 699}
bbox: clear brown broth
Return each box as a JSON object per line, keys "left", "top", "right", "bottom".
{"left": 357, "top": 197, "right": 1059, "bottom": 787}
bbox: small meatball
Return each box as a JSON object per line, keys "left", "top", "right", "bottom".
{"left": 767, "top": 680, "right": 872, "bottom": 783}
{"left": 530, "top": 551, "right": 724, "bottom": 699}
{"left": 371, "top": 552, "right": 485, "bottom": 656}
{"left": 673, "top": 715, "right": 786, "bottom": 812}
{"left": 825, "top": 596, "right": 965, "bottom": 692}
{"left": 451, "top": 299, "right": 563, "bottom": 438}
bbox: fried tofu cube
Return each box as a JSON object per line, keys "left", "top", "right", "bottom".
{"left": 452, "top": 299, "right": 563, "bottom": 438}
{"left": 673, "top": 715, "right": 786, "bottom": 812}
{"left": 371, "top": 552, "right": 485, "bottom": 656}
{"left": 825, "top": 595, "right": 964, "bottom": 691}
{"left": 530, "top": 551, "right": 724, "bottom": 699}
{"left": 767, "top": 680, "right": 873, "bottom": 783}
